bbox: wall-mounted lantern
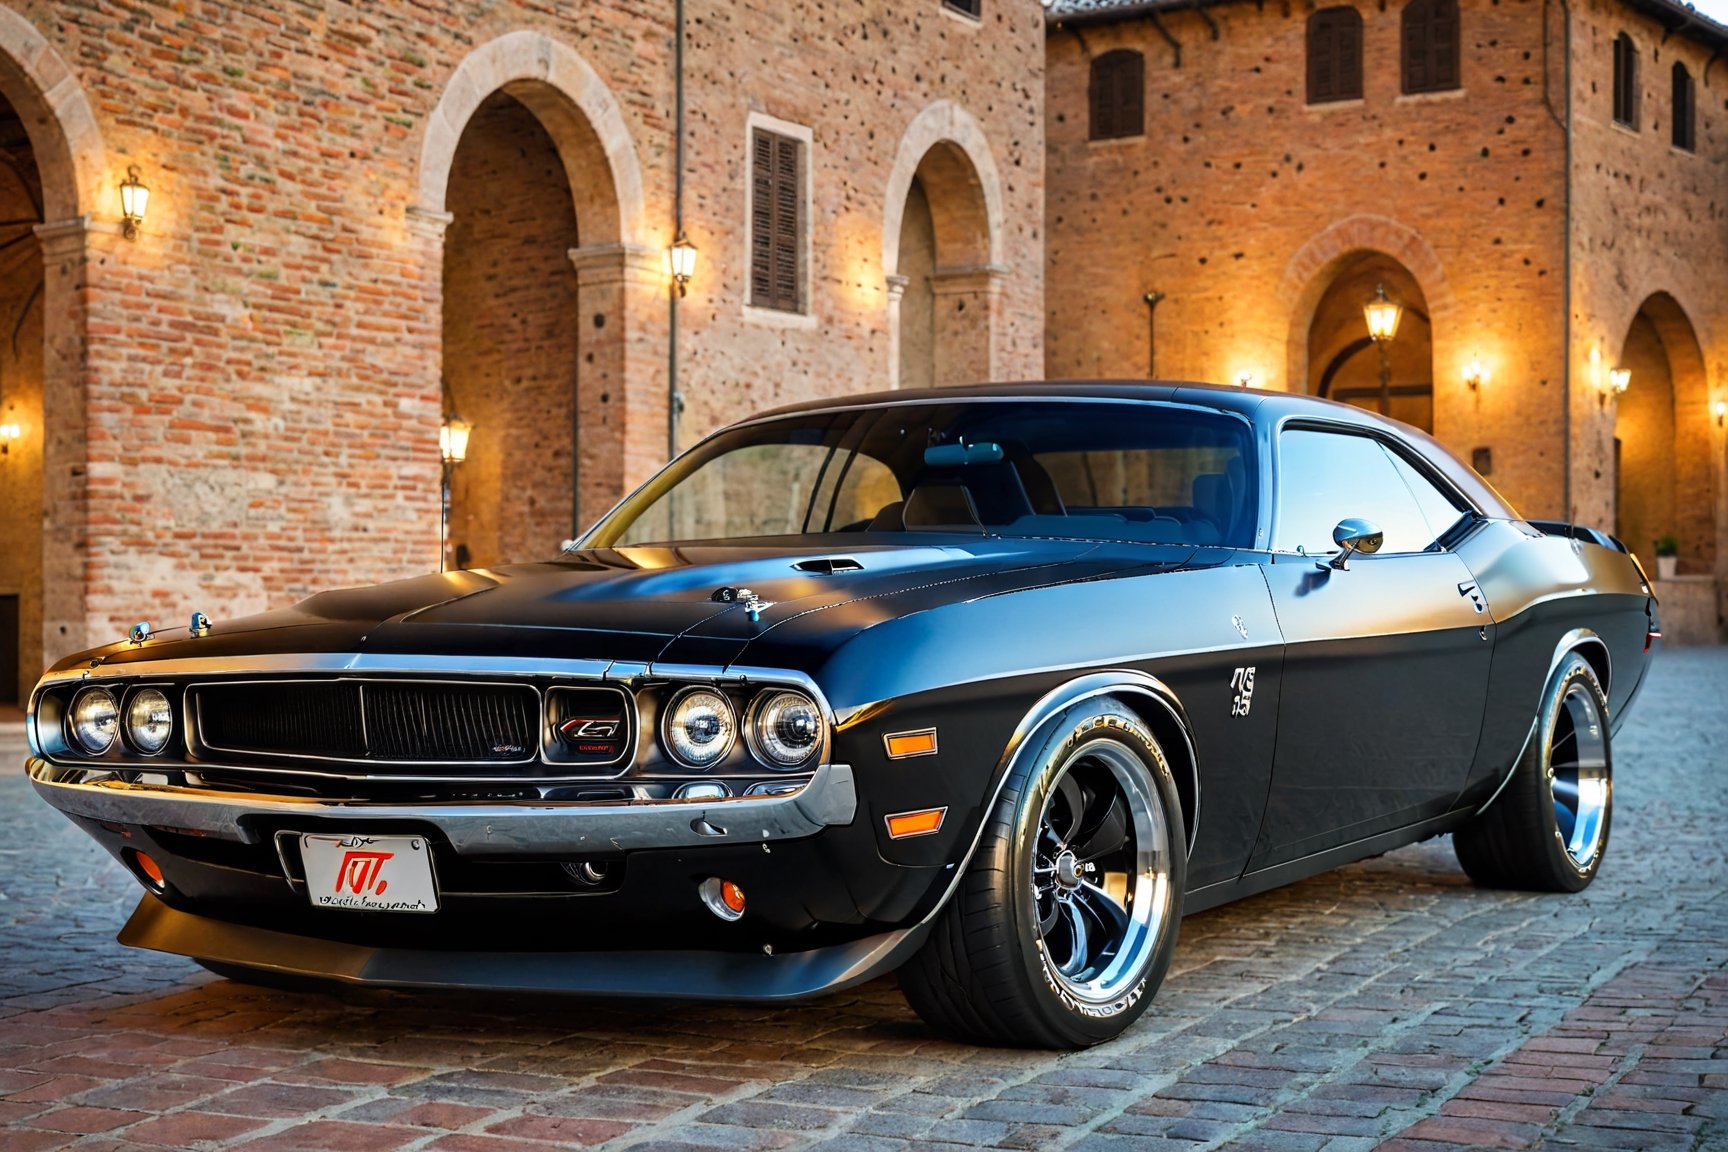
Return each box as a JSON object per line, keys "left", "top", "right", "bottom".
{"left": 1607, "top": 367, "right": 1631, "bottom": 399}
{"left": 1235, "top": 370, "right": 1254, "bottom": 389}
{"left": 670, "top": 232, "right": 698, "bottom": 297}
{"left": 1462, "top": 359, "right": 1487, "bottom": 392}
{"left": 1715, "top": 399, "right": 1726, "bottom": 428}
{"left": 0, "top": 421, "right": 19, "bottom": 456}
{"left": 120, "top": 165, "right": 149, "bottom": 240}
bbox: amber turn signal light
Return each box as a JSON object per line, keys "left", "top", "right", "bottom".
{"left": 130, "top": 849, "right": 166, "bottom": 890}
{"left": 885, "top": 807, "right": 947, "bottom": 839}
{"left": 698, "top": 876, "right": 746, "bottom": 921}
{"left": 884, "top": 728, "right": 937, "bottom": 759}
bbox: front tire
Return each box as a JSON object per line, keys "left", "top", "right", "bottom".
{"left": 1454, "top": 653, "right": 1612, "bottom": 892}
{"left": 899, "top": 698, "right": 1186, "bottom": 1048}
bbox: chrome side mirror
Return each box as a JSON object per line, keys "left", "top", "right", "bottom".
{"left": 1320, "top": 518, "right": 1384, "bottom": 571}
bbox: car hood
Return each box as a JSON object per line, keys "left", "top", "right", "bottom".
{"left": 74, "top": 539, "right": 1203, "bottom": 674}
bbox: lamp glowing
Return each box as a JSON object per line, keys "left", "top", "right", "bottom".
{"left": 439, "top": 416, "right": 472, "bottom": 464}
{"left": 1607, "top": 367, "right": 1631, "bottom": 397}
{"left": 670, "top": 232, "right": 698, "bottom": 297}
{"left": 119, "top": 165, "right": 149, "bottom": 240}
{"left": 1462, "top": 360, "right": 1487, "bottom": 391}
{"left": 1363, "top": 284, "right": 1403, "bottom": 343}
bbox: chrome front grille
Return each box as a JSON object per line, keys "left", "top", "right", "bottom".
{"left": 192, "top": 679, "right": 540, "bottom": 766}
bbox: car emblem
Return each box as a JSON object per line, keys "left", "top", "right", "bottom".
{"left": 1231, "top": 614, "right": 1250, "bottom": 640}
{"left": 490, "top": 743, "right": 525, "bottom": 756}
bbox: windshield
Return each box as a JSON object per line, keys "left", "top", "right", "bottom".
{"left": 586, "top": 399, "right": 1258, "bottom": 549}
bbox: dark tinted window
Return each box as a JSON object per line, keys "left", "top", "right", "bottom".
{"left": 1274, "top": 429, "right": 1452, "bottom": 555}
{"left": 594, "top": 402, "right": 1257, "bottom": 548}
{"left": 1308, "top": 8, "right": 1364, "bottom": 104}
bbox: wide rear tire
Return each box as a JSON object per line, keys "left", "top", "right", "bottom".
{"left": 1454, "top": 653, "right": 1612, "bottom": 893}
{"left": 899, "top": 698, "right": 1186, "bottom": 1048}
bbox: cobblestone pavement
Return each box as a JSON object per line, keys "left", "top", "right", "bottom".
{"left": 2, "top": 649, "right": 1724, "bottom": 1152}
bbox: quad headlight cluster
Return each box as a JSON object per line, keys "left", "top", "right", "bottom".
{"left": 67, "top": 686, "right": 175, "bottom": 756}
{"left": 661, "top": 685, "right": 824, "bottom": 772}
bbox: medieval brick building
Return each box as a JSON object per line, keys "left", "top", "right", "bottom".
{"left": 1045, "top": 0, "right": 1728, "bottom": 640}
{"left": 0, "top": 0, "right": 1047, "bottom": 700}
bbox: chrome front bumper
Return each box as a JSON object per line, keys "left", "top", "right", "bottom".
{"left": 27, "top": 757, "right": 858, "bottom": 854}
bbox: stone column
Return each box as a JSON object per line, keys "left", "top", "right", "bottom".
{"left": 31, "top": 217, "right": 95, "bottom": 667}
{"left": 568, "top": 242, "right": 669, "bottom": 531}
{"left": 930, "top": 263, "right": 1009, "bottom": 386}
{"left": 884, "top": 274, "right": 909, "bottom": 390}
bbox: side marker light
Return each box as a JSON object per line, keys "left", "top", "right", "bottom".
{"left": 884, "top": 728, "right": 938, "bottom": 759}
{"left": 885, "top": 807, "right": 947, "bottom": 839}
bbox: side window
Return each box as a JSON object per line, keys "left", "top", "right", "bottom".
{"left": 1612, "top": 33, "right": 1639, "bottom": 128}
{"left": 1273, "top": 430, "right": 1440, "bottom": 556}
{"left": 1401, "top": 0, "right": 1461, "bottom": 94}
{"left": 1383, "top": 447, "right": 1470, "bottom": 543}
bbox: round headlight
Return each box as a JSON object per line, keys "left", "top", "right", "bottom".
{"left": 69, "top": 687, "right": 120, "bottom": 754}
{"left": 664, "top": 688, "right": 736, "bottom": 769}
{"left": 751, "top": 689, "right": 823, "bottom": 768}
{"left": 125, "top": 688, "right": 174, "bottom": 755}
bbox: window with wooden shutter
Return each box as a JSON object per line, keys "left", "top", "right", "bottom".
{"left": 1401, "top": 0, "right": 1460, "bottom": 95}
{"left": 1612, "top": 34, "right": 1638, "bottom": 128}
{"left": 750, "top": 128, "right": 802, "bottom": 313}
{"left": 1671, "top": 61, "right": 1693, "bottom": 149}
{"left": 1307, "top": 8, "right": 1364, "bottom": 104}
{"left": 1089, "top": 50, "right": 1145, "bottom": 141}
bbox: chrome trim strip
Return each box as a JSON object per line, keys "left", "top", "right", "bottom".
{"left": 917, "top": 671, "right": 1200, "bottom": 931}
{"left": 29, "top": 758, "right": 857, "bottom": 854}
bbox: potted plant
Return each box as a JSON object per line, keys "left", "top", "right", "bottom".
{"left": 1654, "top": 534, "right": 1679, "bottom": 581}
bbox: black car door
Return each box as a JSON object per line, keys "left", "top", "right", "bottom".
{"left": 1247, "top": 424, "right": 1491, "bottom": 872}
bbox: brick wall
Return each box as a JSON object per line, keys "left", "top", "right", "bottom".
{"left": 1045, "top": 0, "right": 1573, "bottom": 519}
{"left": 0, "top": 0, "right": 1045, "bottom": 671}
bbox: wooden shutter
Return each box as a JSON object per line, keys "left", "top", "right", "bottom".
{"left": 750, "top": 129, "right": 801, "bottom": 312}
{"left": 1089, "top": 51, "right": 1143, "bottom": 140}
{"left": 1308, "top": 9, "right": 1363, "bottom": 104}
{"left": 1613, "top": 35, "right": 1638, "bottom": 128}
{"left": 1672, "top": 63, "right": 1694, "bottom": 150}
{"left": 1402, "top": 0, "right": 1460, "bottom": 95}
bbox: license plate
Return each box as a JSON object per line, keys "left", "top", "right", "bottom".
{"left": 299, "top": 834, "right": 439, "bottom": 913}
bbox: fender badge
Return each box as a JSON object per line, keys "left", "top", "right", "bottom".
{"left": 1231, "top": 614, "right": 1250, "bottom": 640}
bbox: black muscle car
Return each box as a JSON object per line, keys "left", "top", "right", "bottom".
{"left": 26, "top": 383, "right": 1657, "bottom": 1048}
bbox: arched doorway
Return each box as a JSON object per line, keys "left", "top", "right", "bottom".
{"left": 1303, "top": 252, "right": 1434, "bottom": 432}
{"left": 442, "top": 91, "right": 582, "bottom": 569}
{"left": 0, "top": 13, "right": 102, "bottom": 703}
{"left": 418, "top": 31, "right": 654, "bottom": 566}
{"left": 884, "top": 101, "right": 1006, "bottom": 390}
{"left": 0, "top": 89, "right": 43, "bottom": 705}
{"left": 1614, "top": 293, "right": 1711, "bottom": 573}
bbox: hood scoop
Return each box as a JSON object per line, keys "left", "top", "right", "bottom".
{"left": 793, "top": 557, "right": 865, "bottom": 575}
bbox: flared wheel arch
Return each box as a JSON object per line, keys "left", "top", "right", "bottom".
{"left": 1477, "top": 629, "right": 1612, "bottom": 818}
{"left": 918, "top": 671, "right": 1200, "bottom": 933}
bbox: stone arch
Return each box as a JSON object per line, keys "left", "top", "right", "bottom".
{"left": 0, "top": 5, "right": 105, "bottom": 219}
{"left": 1280, "top": 215, "right": 1454, "bottom": 400}
{"left": 882, "top": 101, "right": 1007, "bottom": 388}
{"left": 883, "top": 100, "right": 1004, "bottom": 278}
{"left": 0, "top": 6, "right": 106, "bottom": 689}
{"left": 415, "top": 30, "right": 647, "bottom": 247}
{"left": 1611, "top": 291, "right": 1713, "bottom": 585}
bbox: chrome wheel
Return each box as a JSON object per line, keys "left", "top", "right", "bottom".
{"left": 1549, "top": 680, "right": 1609, "bottom": 870}
{"left": 1030, "top": 738, "right": 1173, "bottom": 1009}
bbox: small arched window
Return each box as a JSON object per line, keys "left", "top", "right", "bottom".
{"left": 1308, "top": 8, "right": 1364, "bottom": 104}
{"left": 1672, "top": 61, "right": 1695, "bottom": 151}
{"left": 1402, "top": 0, "right": 1460, "bottom": 94}
{"left": 1090, "top": 50, "right": 1145, "bottom": 141}
{"left": 1612, "top": 33, "right": 1639, "bottom": 128}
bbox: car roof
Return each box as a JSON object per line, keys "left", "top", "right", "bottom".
{"left": 749, "top": 380, "right": 1518, "bottom": 519}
